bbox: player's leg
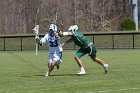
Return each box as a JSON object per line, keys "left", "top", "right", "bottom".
{"left": 45, "top": 62, "right": 55, "bottom": 76}
{"left": 45, "top": 52, "right": 62, "bottom": 76}
{"left": 74, "top": 56, "right": 83, "bottom": 67}
{"left": 90, "top": 56, "right": 109, "bottom": 74}
{"left": 45, "top": 54, "right": 55, "bottom": 76}
{"left": 45, "top": 61, "right": 56, "bottom": 76}
{"left": 55, "top": 52, "right": 62, "bottom": 69}
{"left": 88, "top": 45, "right": 109, "bottom": 73}
{"left": 75, "top": 49, "right": 86, "bottom": 75}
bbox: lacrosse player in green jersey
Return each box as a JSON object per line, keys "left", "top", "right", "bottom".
{"left": 59, "top": 25, "right": 108, "bottom": 75}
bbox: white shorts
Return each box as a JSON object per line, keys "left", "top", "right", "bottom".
{"left": 48, "top": 52, "right": 62, "bottom": 64}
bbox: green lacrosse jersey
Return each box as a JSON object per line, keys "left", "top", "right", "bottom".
{"left": 71, "top": 29, "right": 92, "bottom": 47}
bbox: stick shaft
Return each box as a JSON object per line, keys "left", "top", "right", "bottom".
{"left": 36, "top": 43, "right": 38, "bottom": 56}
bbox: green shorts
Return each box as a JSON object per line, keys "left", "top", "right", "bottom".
{"left": 75, "top": 44, "right": 97, "bottom": 58}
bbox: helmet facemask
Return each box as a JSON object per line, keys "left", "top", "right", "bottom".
{"left": 68, "top": 25, "right": 78, "bottom": 33}
{"left": 49, "top": 24, "right": 57, "bottom": 36}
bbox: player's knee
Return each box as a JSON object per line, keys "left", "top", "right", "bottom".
{"left": 51, "top": 61, "right": 57, "bottom": 66}
{"left": 74, "top": 56, "right": 80, "bottom": 60}
{"left": 48, "top": 64, "right": 52, "bottom": 68}
{"left": 51, "top": 63, "right": 55, "bottom": 67}
{"left": 92, "top": 57, "right": 100, "bottom": 62}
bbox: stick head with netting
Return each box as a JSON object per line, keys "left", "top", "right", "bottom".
{"left": 32, "top": 25, "right": 40, "bottom": 40}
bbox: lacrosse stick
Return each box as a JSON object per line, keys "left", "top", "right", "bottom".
{"left": 32, "top": 2, "right": 44, "bottom": 56}
{"left": 32, "top": 25, "right": 39, "bottom": 56}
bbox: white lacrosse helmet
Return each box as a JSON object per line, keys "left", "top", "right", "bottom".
{"left": 68, "top": 25, "right": 78, "bottom": 32}
{"left": 49, "top": 24, "right": 57, "bottom": 32}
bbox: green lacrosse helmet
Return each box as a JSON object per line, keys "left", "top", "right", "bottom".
{"left": 68, "top": 25, "right": 78, "bottom": 32}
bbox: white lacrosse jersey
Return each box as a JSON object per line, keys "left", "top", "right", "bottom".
{"left": 40, "top": 33, "right": 63, "bottom": 53}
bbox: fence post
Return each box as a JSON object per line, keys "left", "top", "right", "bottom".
{"left": 4, "top": 38, "right": 5, "bottom": 51}
{"left": 20, "top": 37, "right": 22, "bottom": 51}
{"left": 112, "top": 35, "right": 114, "bottom": 49}
{"left": 3, "top": 38, "right": 5, "bottom": 51}
{"left": 133, "top": 34, "right": 135, "bottom": 49}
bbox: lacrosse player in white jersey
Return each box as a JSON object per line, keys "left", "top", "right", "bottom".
{"left": 38, "top": 24, "right": 63, "bottom": 76}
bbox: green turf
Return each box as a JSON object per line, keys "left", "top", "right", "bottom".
{"left": 0, "top": 50, "right": 140, "bottom": 93}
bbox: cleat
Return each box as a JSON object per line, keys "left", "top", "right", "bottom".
{"left": 45, "top": 72, "right": 49, "bottom": 77}
{"left": 104, "top": 64, "right": 109, "bottom": 74}
{"left": 56, "top": 64, "right": 59, "bottom": 69}
{"left": 77, "top": 71, "right": 86, "bottom": 75}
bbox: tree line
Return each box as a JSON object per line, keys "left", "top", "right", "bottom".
{"left": 0, "top": 0, "right": 132, "bottom": 35}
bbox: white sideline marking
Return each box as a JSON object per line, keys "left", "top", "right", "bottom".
{"left": 88, "top": 88, "right": 139, "bottom": 93}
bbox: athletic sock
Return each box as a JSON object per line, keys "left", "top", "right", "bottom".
{"left": 80, "top": 67, "right": 85, "bottom": 72}
{"left": 103, "top": 64, "right": 106, "bottom": 67}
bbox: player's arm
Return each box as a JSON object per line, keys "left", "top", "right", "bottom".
{"left": 35, "top": 38, "right": 43, "bottom": 46}
{"left": 58, "top": 31, "right": 73, "bottom": 37}
{"left": 38, "top": 35, "right": 48, "bottom": 46}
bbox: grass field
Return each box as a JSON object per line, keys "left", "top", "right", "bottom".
{"left": 0, "top": 50, "right": 140, "bottom": 93}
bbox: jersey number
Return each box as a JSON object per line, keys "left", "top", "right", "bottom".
{"left": 49, "top": 40, "right": 58, "bottom": 47}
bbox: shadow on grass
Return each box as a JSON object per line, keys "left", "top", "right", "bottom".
{"left": 21, "top": 73, "right": 89, "bottom": 77}
{"left": 49, "top": 73, "right": 77, "bottom": 77}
